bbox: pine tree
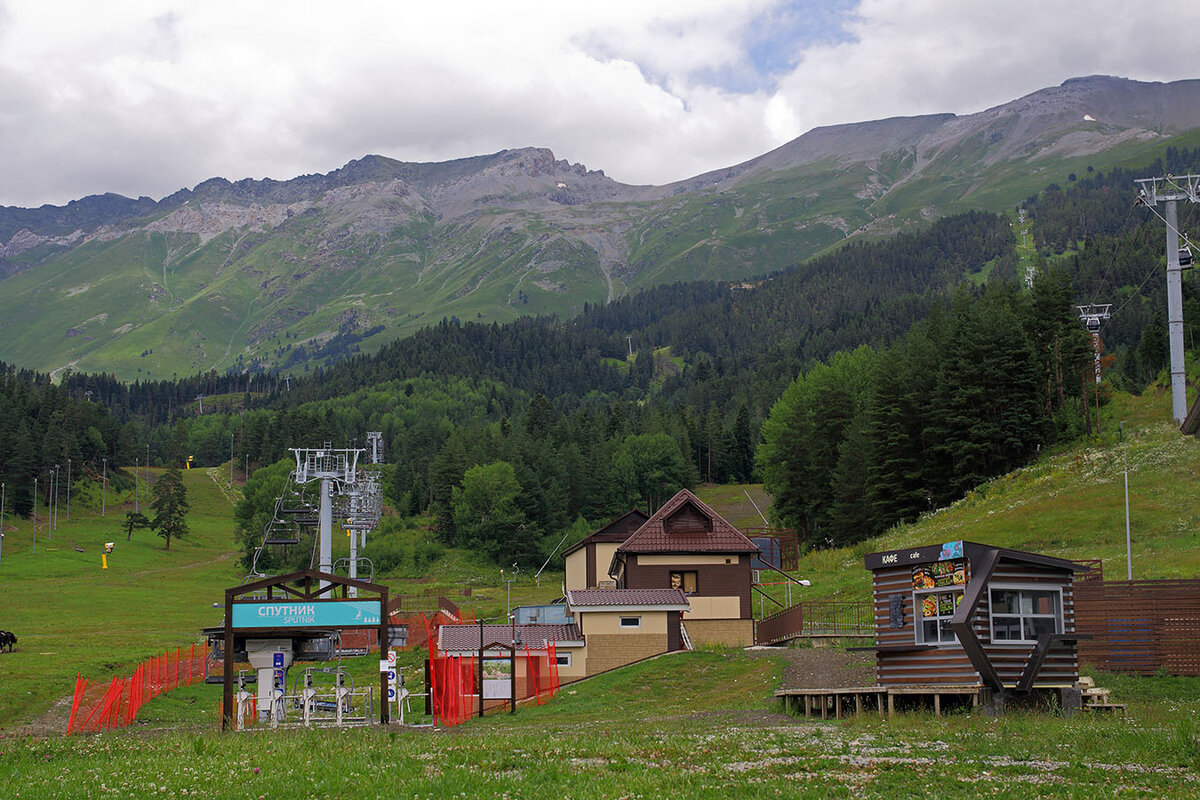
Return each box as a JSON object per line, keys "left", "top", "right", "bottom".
{"left": 150, "top": 466, "right": 189, "bottom": 550}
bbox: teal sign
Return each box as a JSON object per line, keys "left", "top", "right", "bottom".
{"left": 232, "top": 600, "right": 381, "bottom": 628}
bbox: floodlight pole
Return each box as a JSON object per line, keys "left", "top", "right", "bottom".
{"left": 1135, "top": 175, "right": 1200, "bottom": 423}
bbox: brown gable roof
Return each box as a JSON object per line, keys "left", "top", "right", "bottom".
{"left": 616, "top": 489, "right": 760, "bottom": 555}
{"left": 561, "top": 509, "right": 650, "bottom": 558}
{"left": 438, "top": 623, "right": 583, "bottom": 652}
{"left": 566, "top": 588, "right": 689, "bottom": 609}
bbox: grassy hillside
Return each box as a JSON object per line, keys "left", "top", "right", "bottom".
{"left": 2, "top": 390, "right": 1200, "bottom": 795}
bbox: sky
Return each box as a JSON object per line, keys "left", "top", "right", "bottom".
{"left": 1, "top": 0, "right": 1198, "bottom": 209}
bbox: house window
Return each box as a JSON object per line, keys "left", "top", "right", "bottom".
{"left": 619, "top": 616, "right": 641, "bottom": 629}
{"left": 914, "top": 589, "right": 962, "bottom": 645}
{"left": 669, "top": 571, "right": 698, "bottom": 594}
{"left": 990, "top": 586, "right": 1062, "bottom": 643}
{"left": 555, "top": 652, "right": 572, "bottom": 667}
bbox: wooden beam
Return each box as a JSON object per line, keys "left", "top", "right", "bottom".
{"left": 950, "top": 548, "right": 1005, "bottom": 693}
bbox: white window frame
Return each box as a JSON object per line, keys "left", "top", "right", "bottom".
{"left": 913, "top": 587, "right": 964, "bottom": 646}
{"left": 555, "top": 652, "right": 572, "bottom": 667}
{"left": 619, "top": 616, "right": 641, "bottom": 629}
{"left": 988, "top": 584, "right": 1063, "bottom": 645}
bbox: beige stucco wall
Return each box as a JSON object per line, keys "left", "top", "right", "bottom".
{"left": 595, "top": 543, "right": 622, "bottom": 583}
{"left": 636, "top": 554, "right": 735, "bottom": 566}
{"left": 580, "top": 610, "right": 668, "bottom": 636}
{"left": 684, "top": 618, "right": 753, "bottom": 647}
{"left": 682, "top": 595, "right": 741, "bottom": 620}
{"left": 584, "top": 633, "right": 668, "bottom": 675}
{"left": 565, "top": 549, "right": 587, "bottom": 591}
{"left": 555, "top": 645, "right": 587, "bottom": 681}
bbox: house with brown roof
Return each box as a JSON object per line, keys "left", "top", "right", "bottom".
{"left": 563, "top": 509, "right": 649, "bottom": 591}
{"left": 610, "top": 489, "right": 760, "bottom": 647}
{"left": 565, "top": 588, "right": 690, "bottom": 674}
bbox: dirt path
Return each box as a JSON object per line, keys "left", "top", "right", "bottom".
{"left": 748, "top": 645, "right": 876, "bottom": 689}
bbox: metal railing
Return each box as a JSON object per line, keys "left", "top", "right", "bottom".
{"left": 755, "top": 600, "right": 874, "bottom": 645}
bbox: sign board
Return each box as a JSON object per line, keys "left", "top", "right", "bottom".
{"left": 385, "top": 669, "right": 397, "bottom": 685}
{"left": 379, "top": 659, "right": 390, "bottom": 673}
{"left": 482, "top": 659, "right": 512, "bottom": 700}
{"left": 387, "top": 649, "right": 397, "bottom": 667}
{"left": 232, "top": 599, "right": 382, "bottom": 629}
{"left": 273, "top": 652, "right": 285, "bottom": 669}
{"left": 387, "top": 686, "right": 396, "bottom": 700}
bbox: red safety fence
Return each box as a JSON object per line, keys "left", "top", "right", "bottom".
{"left": 67, "top": 645, "right": 206, "bottom": 734}
{"left": 421, "top": 617, "right": 559, "bottom": 727}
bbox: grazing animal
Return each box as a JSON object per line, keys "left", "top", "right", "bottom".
{"left": 0, "top": 630, "right": 15, "bottom": 653}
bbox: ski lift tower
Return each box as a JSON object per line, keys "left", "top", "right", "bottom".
{"left": 1077, "top": 304, "right": 1112, "bottom": 384}
{"left": 366, "top": 431, "right": 384, "bottom": 465}
{"left": 1135, "top": 174, "right": 1200, "bottom": 423}
{"left": 291, "top": 446, "right": 362, "bottom": 589}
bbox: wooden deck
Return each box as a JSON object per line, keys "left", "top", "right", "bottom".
{"left": 775, "top": 684, "right": 985, "bottom": 719}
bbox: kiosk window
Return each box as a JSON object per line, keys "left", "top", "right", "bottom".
{"left": 915, "top": 589, "right": 962, "bottom": 645}
{"left": 990, "top": 587, "right": 1061, "bottom": 643}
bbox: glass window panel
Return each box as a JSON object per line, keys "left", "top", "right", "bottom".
{"left": 992, "top": 617, "right": 1022, "bottom": 640}
{"left": 990, "top": 590, "right": 1018, "bottom": 614}
{"left": 922, "top": 621, "right": 940, "bottom": 642}
{"left": 1025, "top": 617, "right": 1058, "bottom": 638}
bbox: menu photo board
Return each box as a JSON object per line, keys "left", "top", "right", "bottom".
{"left": 911, "top": 559, "right": 967, "bottom": 591}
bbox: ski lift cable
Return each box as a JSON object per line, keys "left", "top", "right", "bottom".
{"left": 1085, "top": 201, "right": 1143, "bottom": 310}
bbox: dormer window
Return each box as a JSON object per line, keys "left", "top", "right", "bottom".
{"left": 664, "top": 503, "right": 712, "bottom": 534}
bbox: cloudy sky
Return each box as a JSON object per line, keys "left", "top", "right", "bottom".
{"left": 1, "top": 0, "right": 1197, "bottom": 208}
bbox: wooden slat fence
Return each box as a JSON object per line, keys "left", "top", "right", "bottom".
{"left": 1075, "top": 579, "right": 1200, "bottom": 676}
{"left": 755, "top": 600, "right": 873, "bottom": 645}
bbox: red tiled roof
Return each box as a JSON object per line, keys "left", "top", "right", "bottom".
{"left": 566, "top": 588, "right": 689, "bottom": 608}
{"left": 616, "top": 489, "right": 760, "bottom": 555}
{"left": 437, "top": 623, "right": 582, "bottom": 652}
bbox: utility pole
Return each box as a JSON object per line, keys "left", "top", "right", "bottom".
{"left": 135, "top": 458, "right": 139, "bottom": 514}
{"left": 1134, "top": 175, "right": 1200, "bottom": 423}
{"left": 66, "top": 459, "right": 71, "bottom": 521}
{"left": 32, "top": 476, "right": 37, "bottom": 556}
{"left": 0, "top": 482, "right": 5, "bottom": 567}
{"left": 101, "top": 457, "right": 107, "bottom": 517}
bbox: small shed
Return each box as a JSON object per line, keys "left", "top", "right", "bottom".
{"left": 863, "top": 540, "right": 1088, "bottom": 694}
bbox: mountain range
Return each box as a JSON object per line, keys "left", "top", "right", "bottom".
{"left": 2, "top": 74, "right": 1199, "bottom": 381}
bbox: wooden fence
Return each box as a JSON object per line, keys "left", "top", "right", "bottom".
{"left": 755, "top": 600, "right": 874, "bottom": 645}
{"left": 1075, "top": 579, "right": 1200, "bottom": 676}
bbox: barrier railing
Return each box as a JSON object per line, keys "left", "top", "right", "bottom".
{"left": 68, "top": 645, "right": 206, "bottom": 734}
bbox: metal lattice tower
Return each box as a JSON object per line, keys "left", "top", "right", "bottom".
{"left": 366, "top": 431, "right": 384, "bottom": 465}
{"left": 290, "top": 446, "right": 362, "bottom": 589}
{"left": 1135, "top": 175, "right": 1200, "bottom": 423}
{"left": 1077, "top": 304, "right": 1112, "bottom": 384}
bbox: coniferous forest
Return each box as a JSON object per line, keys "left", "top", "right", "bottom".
{"left": 4, "top": 148, "right": 1200, "bottom": 565}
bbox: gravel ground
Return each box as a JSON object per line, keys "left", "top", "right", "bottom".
{"left": 748, "top": 644, "right": 876, "bottom": 689}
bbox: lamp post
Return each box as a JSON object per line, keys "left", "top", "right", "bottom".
{"left": 101, "top": 458, "right": 107, "bottom": 517}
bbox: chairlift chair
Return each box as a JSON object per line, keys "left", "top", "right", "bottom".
{"left": 1180, "top": 246, "right": 1194, "bottom": 268}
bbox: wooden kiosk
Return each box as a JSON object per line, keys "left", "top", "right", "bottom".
{"left": 777, "top": 540, "right": 1090, "bottom": 717}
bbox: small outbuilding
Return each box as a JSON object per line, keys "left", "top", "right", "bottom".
{"left": 863, "top": 540, "right": 1088, "bottom": 699}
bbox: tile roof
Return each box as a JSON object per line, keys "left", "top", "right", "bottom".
{"left": 566, "top": 588, "right": 689, "bottom": 608}
{"left": 437, "top": 623, "right": 582, "bottom": 652}
{"left": 615, "top": 488, "right": 760, "bottom": 555}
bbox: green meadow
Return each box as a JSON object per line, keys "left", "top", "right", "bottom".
{"left": 2, "top": 387, "right": 1200, "bottom": 796}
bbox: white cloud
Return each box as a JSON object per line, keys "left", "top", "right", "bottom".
{"left": 0, "top": 0, "right": 1197, "bottom": 207}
